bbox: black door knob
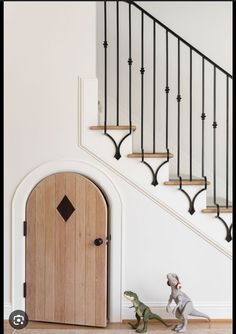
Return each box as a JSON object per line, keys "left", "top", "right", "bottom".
{"left": 94, "top": 238, "right": 103, "bottom": 246}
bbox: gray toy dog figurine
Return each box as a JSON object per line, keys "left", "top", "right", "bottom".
{"left": 166, "top": 273, "right": 210, "bottom": 332}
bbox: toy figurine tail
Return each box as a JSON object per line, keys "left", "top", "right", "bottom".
{"left": 190, "top": 310, "right": 211, "bottom": 328}
{"left": 150, "top": 312, "right": 172, "bottom": 327}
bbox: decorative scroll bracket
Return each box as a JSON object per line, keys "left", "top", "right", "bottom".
{"left": 105, "top": 132, "right": 131, "bottom": 160}
{"left": 178, "top": 176, "right": 208, "bottom": 215}
{"left": 141, "top": 149, "right": 170, "bottom": 186}
{"left": 215, "top": 205, "right": 233, "bottom": 242}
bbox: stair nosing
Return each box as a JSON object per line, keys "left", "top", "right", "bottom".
{"left": 127, "top": 153, "right": 174, "bottom": 158}
{"left": 164, "top": 179, "right": 210, "bottom": 186}
{"left": 90, "top": 125, "right": 136, "bottom": 131}
{"left": 202, "top": 206, "right": 232, "bottom": 213}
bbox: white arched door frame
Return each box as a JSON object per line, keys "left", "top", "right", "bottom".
{"left": 12, "top": 160, "right": 123, "bottom": 322}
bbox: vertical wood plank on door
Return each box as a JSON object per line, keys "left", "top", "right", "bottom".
{"left": 55, "top": 173, "right": 66, "bottom": 323}
{"left": 85, "top": 181, "right": 96, "bottom": 326}
{"left": 35, "top": 183, "right": 46, "bottom": 320}
{"left": 44, "top": 176, "right": 56, "bottom": 322}
{"left": 26, "top": 190, "right": 36, "bottom": 319}
{"left": 64, "top": 173, "right": 76, "bottom": 324}
{"left": 75, "top": 175, "right": 86, "bottom": 324}
{"left": 95, "top": 192, "right": 107, "bottom": 327}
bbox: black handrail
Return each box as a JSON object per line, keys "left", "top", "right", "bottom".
{"left": 122, "top": 0, "right": 232, "bottom": 79}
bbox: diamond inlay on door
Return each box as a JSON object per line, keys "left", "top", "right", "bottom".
{"left": 57, "top": 195, "right": 75, "bottom": 221}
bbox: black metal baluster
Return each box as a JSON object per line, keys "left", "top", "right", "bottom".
{"left": 213, "top": 73, "right": 232, "bottom": 242}
{"left": 141, "top": 11, "right": 145, "bottom": 159}
{"left": 213, "top": 66, "right": 217, "bottom": 205}
{"left": 201, "top": 58, "right": 206, "bottom": 177}
{"left": 153, "top": 21, "right": 156, "bottom": 154}
{"left": 165, "top": 31, "right": 170, "bottom": 155}
{"left": 177, "top": 49, "right": 207, "bottom": 215}
{"left": 103, "top": 0, "right": 108, "bottom": 133}
{"left": 140, "top": 26, "right": 172, "bottom": 186}
{"left": 200, "top": 57, "right": 208, "bottom": 196}
{"left": 177, "top": 39, "right": 181, "bottom": 178}
{"left": 190, "top": 48, "right": 193, "bottom": 181}
{"left": 116, "top": 0, "right": 119, "bottom": 126}
{"left": 226, "top": 75, "right": 229, "bottom": 207}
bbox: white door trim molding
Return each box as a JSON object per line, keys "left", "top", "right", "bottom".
{"left": 12, "top": 159, "right": 123, "bottom": 322}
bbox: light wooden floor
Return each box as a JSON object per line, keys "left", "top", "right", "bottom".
{"left": 4, "top": 320, "right": 232, "bottom": 334}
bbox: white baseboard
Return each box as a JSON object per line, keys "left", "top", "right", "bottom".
{"left": 122, "top": 301, "right": 232, "bottom": 320}
{"left": 4, "top": 302, "right": 232, "bottom": 321}
{"left": 4, "top": 303, "right": 12, "bottom": 319}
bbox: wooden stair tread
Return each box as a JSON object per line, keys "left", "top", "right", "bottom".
{"left": 90, "top": 125, "right": 136, "bottom": 131}
{"left": 202, "top": 207, "right": 232, "bottom": 213}
{"left": 127, "top": 153, "right": 174, "bottom": 158}
{"left": 164, "top": 179, "right": 210, "bottom": 186}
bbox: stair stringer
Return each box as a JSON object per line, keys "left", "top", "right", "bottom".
{"left": 78, "top": 77, "right": 232, "bottom": 259}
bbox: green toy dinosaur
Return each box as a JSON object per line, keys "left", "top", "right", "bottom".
{"left": 124, "top": 291, "right": 171, "bottom": 333}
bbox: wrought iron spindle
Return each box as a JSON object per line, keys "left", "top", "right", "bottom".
{"left": 226, "top": 75, "right": 229, "bottom": 207}
{"left": 213, "top": 66, "right": 217, "bottom": 205}
{"left": 153, "top": 21, "right": 156, "bottom": 154}
{"left": 116, "top": 0, "right": 119, "bottom": 126}
{"left": 201, "top": 58, "right": 206, "bottom": 177}
{"left": 201, "top": 57, "right": 208, "bottom": 196}
{"left": 212, "top": 71, "right": 233, "bottom": 242}
{"left": 177, "top": 50, "right": 207, "bottom": 215}
{"left": 141, "top": 11, "right": 145, "bottom": 158}
{"left": 139, "top": 26, "right": 172, "bottom": 187}
{"left": 177, "top": 39, "right": 181, "bottom": 178}
{"left": 190, "top": 48, "right": 193, "bottom": 181}
{"left": 165, "top": 31, "right": 170, "bottom": 154}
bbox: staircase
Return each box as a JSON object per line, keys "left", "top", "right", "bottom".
{"left": 84, "top": 1, "right": 232, "bottom": 250}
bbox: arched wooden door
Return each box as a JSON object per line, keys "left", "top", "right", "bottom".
{"left": 25, "top": 172, "right": 108, "bottom": 327}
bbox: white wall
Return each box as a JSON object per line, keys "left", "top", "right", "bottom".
{"left": 4, "top": 1, "right": 232, "bottom": 320}
{"left": 4, "top": 0, "right": 96, "bottom": 312}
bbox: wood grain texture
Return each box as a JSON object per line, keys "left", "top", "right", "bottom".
{"left": 75, "top": 175, "right": 86, "bottom": 324}
{"left": 55, "top": 173, "right": 66, "bottom": 323}
{"left": 202, "top": 206, "right": 232, "bottom": 213}
{"left": 64, "top": 173, "right": 76, "bottom": 324}
{"left": 44, "top": 176, "right": 56, "bottom": 322}
{"left": 90, "top": 125, "right": 136, "bottom": 131}
{"left": 127, "top": 153, "right": 174, "bottom": 158}
{"left": 164, "top": 180, "right": 210, "bottom": 186}
{"left": 26, "top": 172, "right": 107, "bottom": 326}
{"left": 35, "top": 182, "right": 46, "bottom": 320}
